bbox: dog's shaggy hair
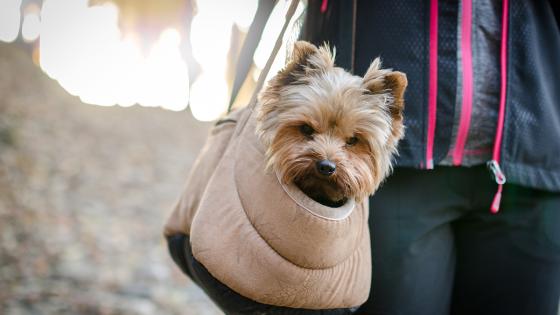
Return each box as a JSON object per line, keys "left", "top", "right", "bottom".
{"left": 256, "top": 41, "right": 407, "bottom": 207}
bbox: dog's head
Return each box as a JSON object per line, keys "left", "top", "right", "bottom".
{"left": 256, "top": 41, "right": 407, "bottom": 205}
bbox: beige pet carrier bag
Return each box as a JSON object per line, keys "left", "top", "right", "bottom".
{"left": 164, "top": 0, "right": 371, "bottom": 309}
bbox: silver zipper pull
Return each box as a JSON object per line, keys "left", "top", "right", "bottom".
{"left": 487, "top": 160, "right": 506, "bottom": 185}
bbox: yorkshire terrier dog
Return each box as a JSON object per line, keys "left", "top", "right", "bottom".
{"left": 256, "top": 41, "right": 407, "bottom": 207}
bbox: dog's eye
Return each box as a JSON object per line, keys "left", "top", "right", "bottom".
{"left": 346, "top": 136, "right": 359, "bottom": 146}
{"left": 299, "top": 124, "right": 315, "bottom": 137}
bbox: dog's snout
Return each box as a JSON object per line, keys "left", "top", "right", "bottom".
{"left": 316, "top": 160, "right": 336, "bottom": 176}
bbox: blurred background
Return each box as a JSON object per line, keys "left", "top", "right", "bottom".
{"left": 0, "top": 0, "right": 305, "bottom": 314}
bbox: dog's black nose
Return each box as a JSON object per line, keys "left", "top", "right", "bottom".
{"left": 316, "top": 160, "right": 336, "bottom": 176}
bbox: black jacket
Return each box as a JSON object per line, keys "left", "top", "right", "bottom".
{"left": 301, "top": 0, "right": 560, "bottom": 192}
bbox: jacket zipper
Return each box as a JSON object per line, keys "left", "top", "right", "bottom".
{"left": 487, "top": 0, "right": 509, "bottom": 213}
{"left": 452, "top": 0, "right": 474, "bottom": 165}
{"left": 321, "top": 0, "right": 328, "bottom": 13}
{"left": 426, "top": 0, "right": 438, "bottom": 169}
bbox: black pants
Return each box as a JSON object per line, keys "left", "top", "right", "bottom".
{"left": 358, "top": 166, "right": 560, "bottom": 315}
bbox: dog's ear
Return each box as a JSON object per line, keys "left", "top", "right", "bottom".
{"left": 363, "top": 58, "right": 408, "bottom": 148}
{"left": 274, "top": 41, "right": 334, "bottom": 86}
{"left": 257, "top": 41, "right": 334, "bottom": 146}
{"left": 382, "top": 71, "right": 407, "bottom": 143}
{"left": 291, "top": 41, "right": 319, "bottom": 67}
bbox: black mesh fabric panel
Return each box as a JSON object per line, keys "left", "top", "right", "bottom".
{"left": 354, "top": 0, "right": 430, "bottom": 167}
{"left": 501, "top": 0, "right": 560, "bottom": 191}
{"left": 434, "top": 0, "right": 459, "bottom": 164}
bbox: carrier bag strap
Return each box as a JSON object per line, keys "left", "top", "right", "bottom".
{"left": 234, "top": 0, "right": 300, "bottom": 135}
{"left": 249, "top": 0, "right": 299, "bottom": 111}
{"left": 228, "top": 0, "right": 275, "bottom": 112}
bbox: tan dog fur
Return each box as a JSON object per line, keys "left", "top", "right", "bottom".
{"left": 256, "top": 41, "right": 407, "bottom": 206}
